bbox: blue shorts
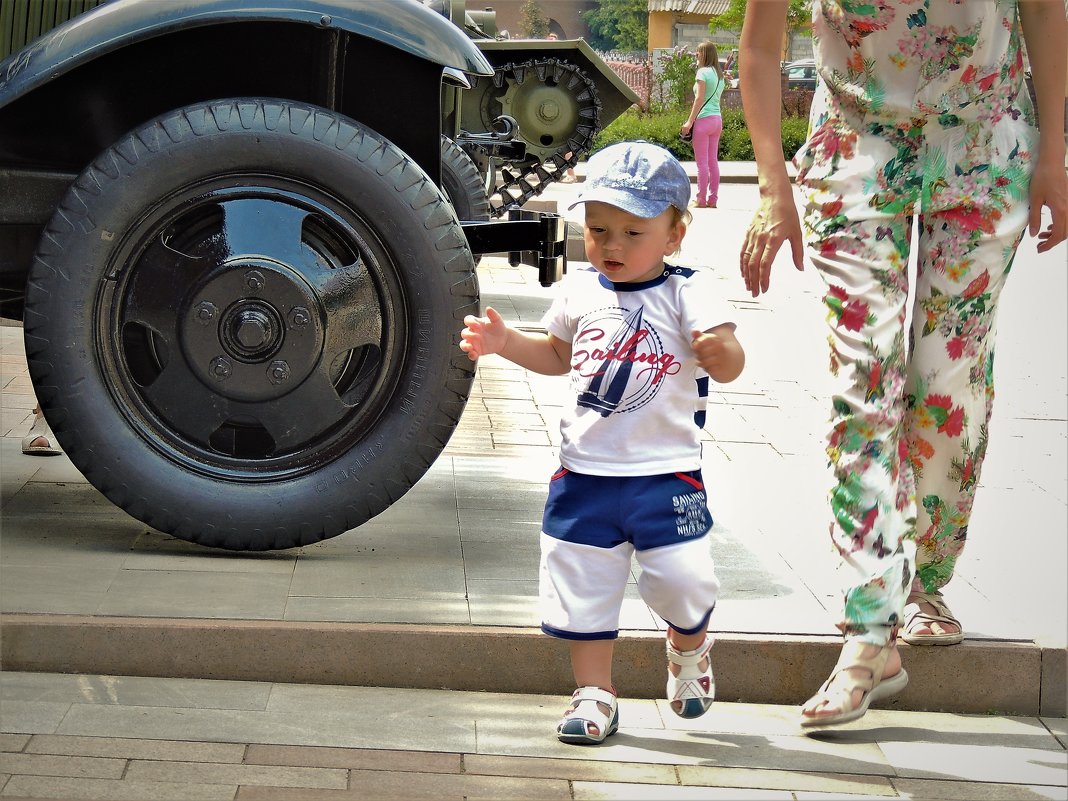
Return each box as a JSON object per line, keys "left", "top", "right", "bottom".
{"left": 542, "top": 468, "right": 714, "bottom": 548}
{"left": 539, "top": 468, "right": 719, "bottom": 640}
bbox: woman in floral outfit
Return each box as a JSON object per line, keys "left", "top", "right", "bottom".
{"left": 739, "top": 0, "right": 1066, "bottom": 727}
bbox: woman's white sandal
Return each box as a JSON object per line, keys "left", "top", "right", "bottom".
{"left": 800, "top": 640, "right": 908, "bottom": 728}
{"left": 902, "top": 591, "right": 963, "bottom": 645}
{"left": 666, "top": 636, "right": 715, "bottom": 718}
{"left": 557, "top": 686, "right": 619, "bottom": 745}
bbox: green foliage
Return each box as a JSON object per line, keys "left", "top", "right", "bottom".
{"left": 592, "top": 107, "right": 691, "bottom": 158}
{"left": 657, "top": 47, "right": 697, "bottom": 110}
{"left": 709, "top": 0, "right": 811, "bottom": 34}
{"left": 592, "top": 107, "right": 810, "bottom": 163}
{"left": 583, "top": 0, "right": 648, "bottom": 52}
{"left": 780, "top": 115, "right": 810, "bottom": 159}
{"left": 519, "top": 0, "right": 549, "bottom": 39}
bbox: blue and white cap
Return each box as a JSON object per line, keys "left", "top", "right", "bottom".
{"left": 567, "top": 141, "right": 690, "bottom": 218}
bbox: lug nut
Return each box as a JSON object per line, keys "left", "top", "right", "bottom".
{"left": 288, "top": 307, "right": 310, "bottom": 328}
{"left": 267, "top": 360, "right": 290, "bottom": 385}
{"left": 209, "top": 356, "right": 232, "bottom": 381}
{"left": 245, "top": 270, "right": 265, "bottom": 292}
{"left": 194, "top": 301, "right": 218, "bottom": 324}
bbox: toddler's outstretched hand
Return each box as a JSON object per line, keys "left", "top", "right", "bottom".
{"left": 691, "top": 329, "right": 726, "bottom": 375}
{"left": 460, "top": 306, "right": 509, "bottom": 361}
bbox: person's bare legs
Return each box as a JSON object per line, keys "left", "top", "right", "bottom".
{"left": 571, "top": 639, "right": 614, "bottom": 689}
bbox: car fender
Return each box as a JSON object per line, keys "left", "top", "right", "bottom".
{"left": 0, "top": 0, "right": 493, "bottom": 107}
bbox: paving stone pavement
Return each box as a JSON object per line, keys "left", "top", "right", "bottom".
{"left": 1, "top": 671, "right": 1066, "bottom": 800}
{"left": 1, "top": 165, "right": 1065, "bottom": 798}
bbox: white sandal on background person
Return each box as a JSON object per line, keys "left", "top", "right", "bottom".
{"left": 21, "top": 407, "right": 61, "bottom": 456}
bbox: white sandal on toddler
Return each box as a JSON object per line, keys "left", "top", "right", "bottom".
{"left": 666, "top": 635, "right": 715, "bottom": 718}
{"left": 556, "top": 686, "right": 618, "bottom": 745}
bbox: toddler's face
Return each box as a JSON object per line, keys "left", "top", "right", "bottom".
{"left": 582, "top": 202, "right": 686, "bottom": 284}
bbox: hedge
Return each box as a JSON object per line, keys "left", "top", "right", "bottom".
{"left": 591, "top": 107, "right": 810, "bottom": 163}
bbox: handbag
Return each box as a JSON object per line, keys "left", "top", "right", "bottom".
{"left": 681, "top": 72, "right": 721, "bottom": 143}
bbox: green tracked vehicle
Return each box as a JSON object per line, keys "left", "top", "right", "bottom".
{"left": 430, "top": 0, "right": 638, "bottom": 215}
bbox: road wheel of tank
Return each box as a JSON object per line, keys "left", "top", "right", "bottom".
{"left": 23, "top": 98, "right": 478, "bottom": 551}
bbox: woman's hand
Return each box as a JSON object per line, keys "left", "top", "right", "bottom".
{"left": 1027, "top": 162, "right": 1067, "bottom": 254}
{"left": 740, "top": 185, "right": 806, "bottom": 297}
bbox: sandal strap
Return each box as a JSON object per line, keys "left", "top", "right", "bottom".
{"left": 803, "top": 640, "right": 908, "bottom": 726}
{"left": 559, "top": 686, "right": 619, "bottom": 742}
{"left": 825, "top": 640, "right": 891, "bottom": 693}
{"left": 666, "top": 635, "right": 714, "bottom": 667}
{"left": 570, "top": 686, "right": 617, "bottom": 708}
{"left": 666, "top": 636, "right": 715, "bottom": 715}
{"left": 905, "top": 592, "right": 961, "bottom": 628}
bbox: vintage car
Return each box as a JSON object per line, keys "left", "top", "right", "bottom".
{"left": 0, "top": 0, "right": 638, "bottom": 550}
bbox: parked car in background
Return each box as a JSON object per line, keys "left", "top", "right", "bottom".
{"left": 782, "top": 58, "right": 817, "bottom": 90}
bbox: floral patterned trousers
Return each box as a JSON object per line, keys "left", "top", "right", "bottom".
{"left": 799, "top": 113, "right": 1034, "bottom": 645}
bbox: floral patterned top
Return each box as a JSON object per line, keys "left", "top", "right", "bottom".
{"left": 811, "top": 0, "right": 1031, "bottom": 122}
{"left": 797, "top": 0, "right": 1037, "bottom": 217}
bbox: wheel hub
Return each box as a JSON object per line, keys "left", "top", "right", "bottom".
{"left": 224, "top": 302, "right": 282, "bottom": 360}
{"left": 182, "top": 259, "right": 323, "bottom": 402}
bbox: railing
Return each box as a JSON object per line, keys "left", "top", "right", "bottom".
{"left": 597, "top": 51, "right": 814, "bottom": 117}
{"left": 601, "top": 57, "right": 654, "bottom": 110}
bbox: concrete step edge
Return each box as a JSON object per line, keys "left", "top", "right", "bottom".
{"left": 2, "top": 614, "right": 1062, "bottom": 717}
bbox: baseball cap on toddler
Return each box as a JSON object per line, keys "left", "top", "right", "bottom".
{"left": 567, "top": 141, "right": 690, "bottom": 219}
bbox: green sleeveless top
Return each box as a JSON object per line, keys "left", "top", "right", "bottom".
{"left": 696, "top": 66, "right": 725, "bottom": 117}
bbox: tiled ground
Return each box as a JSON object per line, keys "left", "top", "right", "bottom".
{"left": 1, "top": 671, "right": 1065, "bottom": 800}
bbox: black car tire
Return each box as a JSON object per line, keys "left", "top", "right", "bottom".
{"left": 440, "top": 135, "right": 491, "bottom": 224}
{"left": 23, "top": 98, "right": 478, "bottom": 550}
{"left": 440, "top": 135, "right": 490, "bottom": 266}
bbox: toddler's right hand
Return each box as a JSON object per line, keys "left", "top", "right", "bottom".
{"left": 459, "top": 306, "right": 509, "bottom": 361}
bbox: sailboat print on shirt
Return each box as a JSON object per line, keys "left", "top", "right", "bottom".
{"left": 577, "top": 306, "right": 645, "bottom": 417}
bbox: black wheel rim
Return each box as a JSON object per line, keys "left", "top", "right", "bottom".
{"left": 98, "top": 176, "right": 407, "bottom": 479}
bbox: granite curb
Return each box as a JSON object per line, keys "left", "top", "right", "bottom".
{"left": 3, "top": 614, "right": 1063, "bottom": 718}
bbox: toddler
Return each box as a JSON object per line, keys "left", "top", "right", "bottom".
{"left": 460, "top": 141, "right": 745, "bottom": 744}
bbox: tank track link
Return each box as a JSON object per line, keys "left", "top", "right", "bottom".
{"left": 475, "top": 57, "right": 602, "bottom": 218}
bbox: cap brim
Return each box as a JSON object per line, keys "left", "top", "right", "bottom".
{"left": 566, "top": 187, "right": 673, "bottom": 218}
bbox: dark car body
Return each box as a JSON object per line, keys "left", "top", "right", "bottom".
{"left": 0, "top": 0, "right": 489, "bottom": 301}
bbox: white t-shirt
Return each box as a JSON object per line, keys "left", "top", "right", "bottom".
{"left": 541, "top": 264, "right": 735, "bottom": 476}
